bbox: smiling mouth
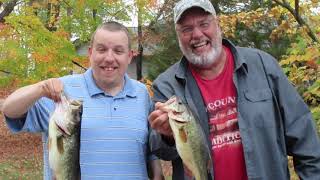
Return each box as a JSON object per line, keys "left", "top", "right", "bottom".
{"left": 191, "top": 41, "right": 210, "bottom": 51}
{"left": 193, "top": 41, "right": 207, "bottom": 48}
{"left": 102, "top": 67, "right": 117, "bottom": 71}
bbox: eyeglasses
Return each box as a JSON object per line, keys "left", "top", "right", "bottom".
{"left": 176, "top": 17, "right": 215, "bottom": 36}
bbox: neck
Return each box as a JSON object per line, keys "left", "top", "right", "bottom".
{"left": 104, "top": 84, "right": 123, "bottom": 96}
{"left": 96, "top": 79, "right": 124, "bottom": 96}
{"left": 191, "top": 48, "right": 227, "bottom": 80}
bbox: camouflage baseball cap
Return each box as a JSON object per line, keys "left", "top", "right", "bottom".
{"left": 173, "top": 0, "right": 216, "bottom": 24}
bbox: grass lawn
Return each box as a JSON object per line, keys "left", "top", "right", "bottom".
{"left": 0, "top": 156, "right": 42, "bottom": 180}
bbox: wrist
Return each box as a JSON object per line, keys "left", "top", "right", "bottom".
{"left": 36, "top": 81, "right": 47, "bottom": 98}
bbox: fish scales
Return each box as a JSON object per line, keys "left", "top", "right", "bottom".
{"left": 165, "top": 96, "right": 211, "bottom": 180}
{"left": 48, "top": 94, "right": 82, "bottom": 180}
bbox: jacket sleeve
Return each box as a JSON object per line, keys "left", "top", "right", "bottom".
{"left": 148, "top": 77, "right": 180, "bottom": 161}
{"left": 261, "top": 51, "right": 320, "bottom": 179}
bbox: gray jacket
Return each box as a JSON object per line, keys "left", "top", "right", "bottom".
{"left": 149, "top": 39, "right": 320, "bottom": 180}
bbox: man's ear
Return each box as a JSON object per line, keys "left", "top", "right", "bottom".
{"left": 128, "top": 50, "right": 134, "bottom": 64}
{"left": 215, "top": 16, "right": 221, "bottom": 28}
{"left": 88, "top": 46, "right": 93, "bottom": 56}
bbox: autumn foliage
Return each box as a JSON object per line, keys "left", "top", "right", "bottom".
{"left": 219, "top": 0, "right": 320, "bottom": 123}
{"left": 0, "top": 0, "right": 319, "bottom": 123}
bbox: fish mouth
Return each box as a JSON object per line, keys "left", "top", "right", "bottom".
{"left": 173, "top": 119, "right": 188, "bottom": 124}
{"left": 70, "top": 100, "right": 82, "bottom": 106}
{"left": 169, "top": 111, "right": 189, "bottom": 124}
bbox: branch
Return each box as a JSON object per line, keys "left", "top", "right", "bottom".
{"left": 61, "top": 0, "right": 72, "bottom": 16}
{"left": 272, "top": 0, "right": 319, "bottom": 43}
{"left": 0, "top": 69, "right": 12, "bottom": 74}
{"left": 72, "top": 60, "right": 87, "bottom": 71}
{"left": 45, "top": 2, "right": 61, "bottom": 31}
{"left": 147, "top": 0, "right": 173, "bottom": 31}
{"left": 273, "top": 0, "right": 292, "bottom": 12}
{"left": 295, "top": 0, "right": 299, "bottom": 17}
{"left": 61, "top": 0, "right": 71, "bottom": 8}
{"left": 104, "top": 5, "right": 132, "bottom": 20}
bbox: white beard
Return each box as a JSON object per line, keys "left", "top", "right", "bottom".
{"left": 178, "top": 31, "right": 223, "bottom": 68}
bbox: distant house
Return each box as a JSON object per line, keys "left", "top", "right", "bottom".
{"left": 74, "top": 27, "right": 153, "bottom": 80}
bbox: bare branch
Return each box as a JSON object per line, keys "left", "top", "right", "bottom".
{"left": 103, "top": 4, "right": 132, "bottom": 20}
{"left": 0, "top": 69, "right": 12, "bottom": 75}
{"left": 72, "top": 60, "right": 87, "bottom": 71}
{"left": 295, "top": 0, "right": 299, "bottom": 16}
{"left": 272, "top": 0, "right": 318, "bottom": 42}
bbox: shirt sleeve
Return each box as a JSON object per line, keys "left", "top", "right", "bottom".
{"left": 148, "top": 79, "right": 180, "bottom": 161}
{"left": 5, "top": 97, "right": 54, "bottom": 133}
{"left": 261, "top": 50, "right": 320, "bottom": 179}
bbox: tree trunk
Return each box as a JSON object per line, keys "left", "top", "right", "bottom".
{"left": 28, "top": 0, "right": 39, "bottom": 15}
{"left": 45, "top": 2, "right": 61, "bottom": 31}
{"left": 136, "top": 4, "right": 143, "bottom": 80}
{"left": 93, "top": 9, "right": 97, "bottom": 20}
{"left": 272, "top": 0, "right": 318, "bottom": 43}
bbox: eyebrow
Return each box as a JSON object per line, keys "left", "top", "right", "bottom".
{"left": 95, "top": 43, "right": 106, "bottom": 48}
{"left": 94, "top": 43, "right": 126, "bottom": 49}
{"left": 114, "top": 45, "right": 126, "bottom": 50}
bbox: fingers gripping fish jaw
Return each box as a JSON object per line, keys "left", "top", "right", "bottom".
{"left": 48, "top": 92, "right": 82, "bottom": 180}
{"left": 164, "top": 96, "right": 212, "bottom": 180}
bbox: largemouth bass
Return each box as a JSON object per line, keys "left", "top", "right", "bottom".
{"left": 48, "top": 94, "right": 82, "bottom": 180}
{"left": 164, "top": 96, "right": 211, "bottom": 180}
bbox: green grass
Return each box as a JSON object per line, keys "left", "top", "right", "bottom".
{"left": 0, "top": 156, "right": 42, "bottom": 180}
{"left": 0, "top": 156, "right": 298, "bottom": 180}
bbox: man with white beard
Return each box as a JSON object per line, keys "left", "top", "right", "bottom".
{"left": 148, "top": 0, "right": 320, "bottom": 179}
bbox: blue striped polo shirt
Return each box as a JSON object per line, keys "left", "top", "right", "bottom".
{"left": 5, "top": 68, "right": 154, "bottom": 180}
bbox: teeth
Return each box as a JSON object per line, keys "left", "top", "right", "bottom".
{"left": 193, "top": 41, "right": 207, "bottom": 48}
{"left": 104, "top": 67, "right": 114, "bottom": 71}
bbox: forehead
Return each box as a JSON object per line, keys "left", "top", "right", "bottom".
{"left": 177, "top": 7, "right": 211, "bottom": 25}
{"left": 93, "top": 29, "right": 129, "bottom": 47}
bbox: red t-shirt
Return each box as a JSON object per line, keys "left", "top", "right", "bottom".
{"left": 190, "top": 46, "right": 248, "bottom": 180}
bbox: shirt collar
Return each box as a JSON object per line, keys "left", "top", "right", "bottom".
{"left": 118, "top": 74, "right": 137, "bottom": 98}
{"left": 224, "top": 39, "right": 248, "bottom": 74}
{"left": 84, "top": 68, "right": 137, "bottom": 98}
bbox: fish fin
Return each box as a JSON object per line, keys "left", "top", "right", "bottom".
{"left": 57, "top": 136, "right": 64, "bottom": 154}
{"left": 179, "top": 128, "right": 188, "bottom": 143}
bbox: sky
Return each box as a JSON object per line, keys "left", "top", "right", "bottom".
{"left": 122, "top": 0, "right": 165, "bottom": 27}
